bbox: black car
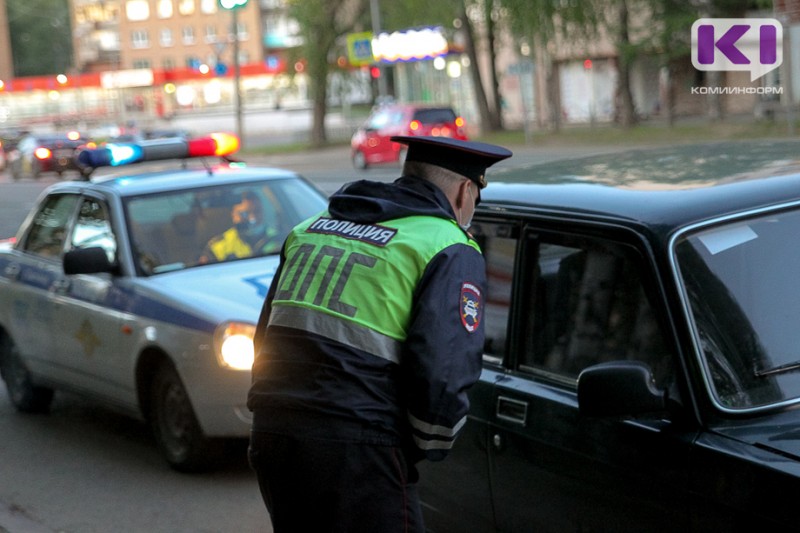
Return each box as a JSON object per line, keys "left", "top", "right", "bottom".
{"left": 418, "top": 140, "right": 800, "bottom": 532}
{"left": 8, "top": 131, "right": 91, "bottom": 180}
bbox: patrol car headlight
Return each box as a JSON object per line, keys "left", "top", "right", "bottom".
{"left": 215, "top": 322, "right": 256, "bottom": 371}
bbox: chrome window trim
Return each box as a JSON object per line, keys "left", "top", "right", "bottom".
{"left": 669, "top": 198, "right": 800, "bottom": 415}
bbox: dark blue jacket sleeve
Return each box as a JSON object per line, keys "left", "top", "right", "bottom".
{"left": 401, "top": 241, "right": 487, "bottom": 462}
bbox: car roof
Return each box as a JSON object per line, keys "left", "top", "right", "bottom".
{"left": 43, "top": 164, "right": 304, "bottom": 197}
{"left": 481, "top": 140, "right": 800, "bottom": 236}
{"left": 375, "top": 102, "right": 454, "bottom": 111}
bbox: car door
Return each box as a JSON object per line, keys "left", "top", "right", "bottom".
{"left": 49, "top": 194, "right": 128, "bottom": 400}
{"left": 4, "top": 193, "right": 80, "bottom": 378}
{"left": 418, "top": 218, "right": 521, "bottom": 532}
{"left": 487, "top": 226, "right": 695, "bottom": 532}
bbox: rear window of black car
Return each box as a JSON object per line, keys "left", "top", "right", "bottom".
{"left": 412, "top": 108, "right": 457, "bottom": 124}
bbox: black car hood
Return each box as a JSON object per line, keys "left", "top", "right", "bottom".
{"left": 710, "top": 409, "right": 800, "bottom": 462}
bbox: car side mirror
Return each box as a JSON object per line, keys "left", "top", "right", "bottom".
{"left": 577, "top": 361, "right": 666, "bottom": 417}
{"left": 63, "top": 246, "right": 117, "bottom": 275}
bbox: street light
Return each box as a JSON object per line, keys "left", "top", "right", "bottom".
{"left": 220, "top": 0, "right": 248, "bottom": 146}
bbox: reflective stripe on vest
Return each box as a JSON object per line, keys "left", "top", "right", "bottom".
{"left": 269, "top": 212, "right": 479, "bottom": 361}
{"left": 269, "top": 305, "right": 402, "bottom": 364}
{"left": 409, "top": 413, "right": 467, "bottom": 450}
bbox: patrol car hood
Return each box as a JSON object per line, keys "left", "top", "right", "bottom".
{"left": 137, "top": 256, "right": 279, "bottom": 323}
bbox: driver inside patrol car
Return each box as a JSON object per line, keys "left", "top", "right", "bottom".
{"left": 199, "top": 190, "right": 277, "bottom": 263}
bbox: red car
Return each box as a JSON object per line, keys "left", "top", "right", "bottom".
{"left": 350, "top": 104, "right": 467, "bottom": 169}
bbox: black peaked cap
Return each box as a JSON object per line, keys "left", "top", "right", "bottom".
{"left": 391, "top": 135, "right": 512, "bottom": 188}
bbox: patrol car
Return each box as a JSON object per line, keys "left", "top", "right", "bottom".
{"left": 0, "top": 133, "right": 327, "bottom": 471}
{"left": 418, "top": 140, "right": 800, "bottom": 531}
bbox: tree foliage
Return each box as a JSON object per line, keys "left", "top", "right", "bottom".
{"left": 7, "top": 0, "right": 73, "bottom": 77}
{"left": 288, "top": 0, "right": 367, "bottom": 146}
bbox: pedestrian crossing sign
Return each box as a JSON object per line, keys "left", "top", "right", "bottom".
{"left": 347, "top": 32, "right": 375, "bottom": 67}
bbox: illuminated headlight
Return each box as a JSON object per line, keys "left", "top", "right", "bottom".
{"left": 214, "top": 322, "right": 256, "bottom": 370}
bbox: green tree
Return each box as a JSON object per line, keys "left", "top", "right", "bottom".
{"left": 6, "top": 0, "right": 73, "bottom": 77}
{"left": 289, "top": 0, "right": 367, "bottom": 147}
{"left": 382, "top": 0, "right": 505, "bottom": 132}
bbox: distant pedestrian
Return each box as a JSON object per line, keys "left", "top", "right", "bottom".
{"left": 248, "top": 135, "right": 512, "bottom": 532}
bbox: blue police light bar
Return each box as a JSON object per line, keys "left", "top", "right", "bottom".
{"left": 77, "top": 133, "right": 240, "bottom": 170}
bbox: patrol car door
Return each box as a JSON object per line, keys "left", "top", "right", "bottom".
{"left": 48, "top": 195, "right": 126, "bottom": 400}
{"left": 2, "top": 193, "right": 80, "bottom": 380}
{"left": 417, "top": 220, "right": 520, "bottom": 532}
{"left": 486, "top": 228, "right": 693, "bottom": 532}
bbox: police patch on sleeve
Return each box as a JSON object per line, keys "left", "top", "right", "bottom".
{"left": 460, "top": 282, "right": 482, "bottom": 333}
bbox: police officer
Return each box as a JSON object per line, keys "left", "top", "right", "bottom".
{"left": 200, "top": 190, "right": 277, "bottom": 263}
{"left": 247, "top": 135, "right": 512, "bottom": 532}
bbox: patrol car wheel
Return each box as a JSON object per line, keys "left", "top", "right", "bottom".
{"left": 150, "top": 363, "right": 214, "bottom": 472}
{"left": 0, "top": 336, "right": 54, "bottom": 413}
{"left": 353, "top": 150, "right": 368, "bottom": 170}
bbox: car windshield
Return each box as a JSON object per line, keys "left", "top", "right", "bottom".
{"left": 674, "top": 207, "right": 800, "bottom": 411}
{"left": 124, "top": 178, "right": 326, "bottom": 275}
{"left": 412, "top": 108, "right": 457, "bottom": 123}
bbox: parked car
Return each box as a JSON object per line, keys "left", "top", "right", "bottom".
{"left": 350, "top": 103, "right": 467, "bottom": 170}
{"left": 8, "top": 131, "right": 91, "bottom": 180}
{"left": 0, "top": 133, "right": 327, "bottom": 471}
{"left": 418, "top": 140, "right": 800, "bottom": 531}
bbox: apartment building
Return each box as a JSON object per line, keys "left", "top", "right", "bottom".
{"left": 0, "top": 0, "right": 305, "bottom": 129}
{"left": 118, "top": 0, "right": 263, "bottom": 72}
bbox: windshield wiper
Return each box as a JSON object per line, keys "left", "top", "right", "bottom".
{"left": 755, "top": 361, "right": 800, "bottom": 378}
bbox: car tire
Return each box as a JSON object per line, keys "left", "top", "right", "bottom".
{"left": 0, "top": 335, "right": 54, "bottom": 414}
{"left": 352, "top": 150, "right": 368, "bottom": 171}
{"left": 149, "top": 362, "right": 216, "bottom": 472}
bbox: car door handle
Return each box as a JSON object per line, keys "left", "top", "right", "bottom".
{"left": 496, "top": 396, "right": 528, "bottom": 426}
{"left": 51, "top": 277, "right": 71, "bottom": 293}
{"left": 3, "top": 263, "right": 20, "bottom": 281}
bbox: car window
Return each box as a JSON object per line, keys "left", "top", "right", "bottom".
{"left": 70, "top": 197, "right": 117, "bottom": 263}
{"left": 125, "top": 178, "right": 326, "bottom": 274}
{"left": 675, "top": 208, "right": 800, "bottom": 410}
{"left": 471, "top": 220, "right": 519, "bottom": 365}
{"left": 412, "top": 108, "right": 457, "bottom": 124}
{"left": 519, "top": 232, "right": 673, "bottom": 388}
{"left": 20, "top": 194, "right": 79, "bottom": 259}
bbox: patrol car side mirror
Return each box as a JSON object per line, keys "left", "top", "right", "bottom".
{"left": 577, "top": 361, "right": 666, "bottom": 417}
{"left": 64, "top": 246, "right": 118, "bottom": 276}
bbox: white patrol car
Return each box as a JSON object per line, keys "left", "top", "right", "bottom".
{"left": 0, "top": 133, "right": 327, "bottom": 471}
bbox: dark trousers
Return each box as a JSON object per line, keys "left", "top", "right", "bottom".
{"left": 249, "top": 430, "right": 425, "bottom": 533}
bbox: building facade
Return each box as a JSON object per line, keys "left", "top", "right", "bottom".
{"left": 0, "top": 0, "right": 11, "bottom": 84}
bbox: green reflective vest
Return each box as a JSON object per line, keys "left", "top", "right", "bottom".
{"left": 268, "top": 212, "right": 480, "bottom": 363}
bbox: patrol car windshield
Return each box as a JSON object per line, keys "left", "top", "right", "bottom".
{"left": 675, "top": 207, "right": 800, "bottom": 411}
{"left": 125, "top": 178, "right": 326, "bottom": 275}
